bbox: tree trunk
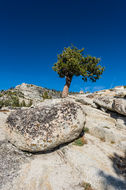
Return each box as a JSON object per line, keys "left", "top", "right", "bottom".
{"left": 62, "top": 76, "right": 72, "bottom": 98}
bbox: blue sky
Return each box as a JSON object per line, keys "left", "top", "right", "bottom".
{"left": 0, "top": 0, "right": 126, "bottom": 92}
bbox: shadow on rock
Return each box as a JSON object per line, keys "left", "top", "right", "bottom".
{"left": 98, "top": 151, "right": 126, "bottom": 190}
{"left": 109, "top": 152, "right": 126, "bottom": 179}
{"left": 99, "top": 170, "right": 126, "bottom": 190}
{"left": 107, "top": 110, "right": 126, "bottom": 126}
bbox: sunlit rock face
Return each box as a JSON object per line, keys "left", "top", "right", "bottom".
{"left": 1, "top": 85, "right": 126, "bottom": 190}
{"left": 5, "top": 100, "right": 85, "bottom": 152}
{"left": 113, "top": 99, "right": 126, "bottom": 116}
{"left": 93, "top": 96, "right": 126, "bottom": 116}
{"left": 93, "top": 96, "right": 114, "bottom": 111}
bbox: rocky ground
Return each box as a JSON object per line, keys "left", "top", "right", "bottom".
{"left": 0, "top": 84, "right": 126, "bottom": 190}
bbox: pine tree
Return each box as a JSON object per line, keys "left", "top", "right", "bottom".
{"left": 53, "top": 45, "right": 105, "bottom": 97}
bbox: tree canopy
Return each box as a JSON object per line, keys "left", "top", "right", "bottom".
{"left": 52, "top": 45, "right": 105, "bottom": 97}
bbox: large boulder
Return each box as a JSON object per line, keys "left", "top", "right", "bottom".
{"left": 93, "top": 96, "right": 114, "bottom": 111}
{"left": 15, "top": 83, "right": 61, "bottom": 100}
{"left": 113, "top": 99, "right": 126, "bottom": 116}
{"left": 75, "top": 96, "right": 97, "bottom": 108}
{"left": 5, "top": 100, "right": 85, "bottom": 152}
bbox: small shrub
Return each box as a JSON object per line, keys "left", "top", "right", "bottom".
{"left": 73, "top": 137, "right": 87, "bottom": 146}
{"left": 20, "top": 100, "right": 32, "bottom": 107}
{"left": 12, "top": 96, "right": 20, "bottom": 107}
{"left": 0, "top": 96, "right": 20, "bottom": 107}
{"left": 100, "top": 137, "right": 105, "bottom": 142}
{"left": 27, "top": 99, "right": 32, "bottom": 107}
{"left": 84, "top": 127, "right": 89, "bottom": 133}
{"left": 111, "top": 141, "right": 115, "bottom": 144}
{"left": 5, "top": 90, "right": 13, "bottom": 96}
{"left": 103, "top": 126, "right": 110, "bottom": 129}
{"left": 21, "top": 100, "right": 26, "bottom": 107}
{"left": 0, "top": 100, "right": 4, "bottom": 109}
{"left": 4, "top": 100, "right": 11, "bottom": 107}
{"left": 80, "top": 181, "right": 94, "bottom": 190}
{"left": 3, "top": 90, "right": 24, "bottom": 98}
{"left": 42, "top": 91, "right": 52, "bottom": 100}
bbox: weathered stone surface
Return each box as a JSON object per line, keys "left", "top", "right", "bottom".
{"left": 114, "top": 86, "right": 124, "bottom": 91}
{"left": 5, "top": 100, "right": 85, "bottom": 152}
{"left": 1, "top": 86, "right": 126, "bottom": 190}
{"left": 0, "top": 142, "right": 30, "bottom": 190}
{"left": 1, "top": 135, "right": 126, "bottom": 190}
{"left": 114, "top": 91, "right": 126, "bottom": 98}
{"left": 113, "top": 99, "right": 126, "bottom": 116}
{"left": 116, "top": 116, "right": 126, "bottom": 130}
{"left": 0, "top": 111, "right": 10, "bottom": 142}
{"left": 2, "top": 148, "right": 84, "bottom": 190}
{"left": 15, "top": 83, "right": 61, "bottom": 100}
{"left": 81, "top": 105, "right": 116, "bottom": 142}
{"left": 78, "top": 104, "right": 126, "bottom": 150}
{"left": 93, "top": 96, "right": 114, "bottom": 111}
{"left": 75, "top": 96, "right": 97, "bottom": 108}
{"left": 93, "top": 96, "right": 126, "bottom": 116}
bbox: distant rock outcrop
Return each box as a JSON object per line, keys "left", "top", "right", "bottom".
{"left": 15, "top": 83, "right": 60, "bottom": 100}
{"left": 0, "top": 83, "right": 62, "bottom": 109}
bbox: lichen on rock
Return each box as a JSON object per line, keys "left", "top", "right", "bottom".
{"left": 6, "top": 100, "right": 85, "bottom": 152}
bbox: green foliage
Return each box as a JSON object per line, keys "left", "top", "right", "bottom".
{"left": 0, "top": 100, "right": 4, "bottom": 108}
{"left": 80, "top": 181, "right": 94, "bottom": 190}
{"left": 12, "top": 96, "right": 20, "bottom": 107}
{"left": 27, "top": 99, "right": 33, "bottom": 107}
{"left": 0, "top": 96, "right": 20, "bottom": 108}
{"left": 111, "top": 141, "right": 115, "bottom": 144}
{"left": 103, "top": 126, "right": 110, "bottom": 129}
{"left": 42, "top": 91, "right": 52, "bottom": 100}
{"left": 21, "top": 100, "right": 26, "bottom": 107}
{"left": 53, "top": 45, "right": 104, "bottom": 82}
{"left": 83, "top": 127, "right": 89, "bottom": 133}
{"left": 0, "top": 87, "right": 33, "bottom": 108}
{"left": 1, "top": 90, "right": 24, "bottom": 98}
{"left": 0, "top": 98, "right": 33, "bottom": 108}
{"left": 20, "top": 100, "right": 32, "bottom": 107}
{"left": 73, "top": 137, "right": 87, "bottom": 146}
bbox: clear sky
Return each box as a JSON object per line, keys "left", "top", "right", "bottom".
{"left": 0, "top": 0, "right": 126, "bottom": 92}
